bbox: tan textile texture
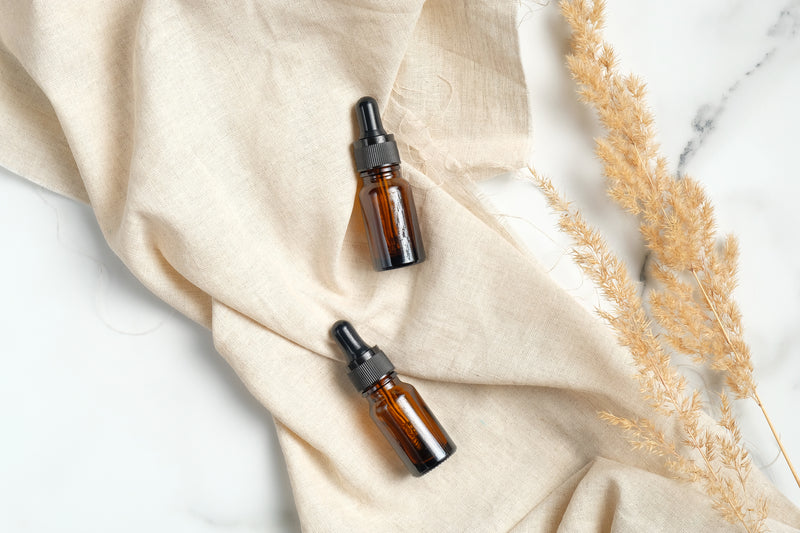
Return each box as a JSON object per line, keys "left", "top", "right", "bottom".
{"left": 2, "top": 1, "right": 799, "bottom": 531}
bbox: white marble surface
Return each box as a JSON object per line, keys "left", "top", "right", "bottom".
{"left": 0, "top": 172, "right": 301, "bottom": 532}
{"left": 1, "top": 1, "right": 799, "bottom": 530}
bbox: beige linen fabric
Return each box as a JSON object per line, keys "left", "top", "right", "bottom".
{"left": 1, "top": 1, "right": 799, "bottom": 531}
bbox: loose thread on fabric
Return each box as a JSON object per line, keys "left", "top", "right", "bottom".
{"left": 34, "top": 186, "right": 170, "bottom": 336}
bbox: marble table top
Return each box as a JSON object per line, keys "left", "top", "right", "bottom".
{"left": 1, "top": 1, "right": 798, "bottom": 530}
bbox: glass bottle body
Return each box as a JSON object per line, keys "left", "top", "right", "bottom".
{"left": 364, "top": 372, "right": 455, "bottom": 476}
{"left": 358, "top": 164, "right": 425, "bottom": 271}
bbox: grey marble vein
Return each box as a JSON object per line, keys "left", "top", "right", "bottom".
{"left": 677, "top": 2, "right": 800, "bottom": 175}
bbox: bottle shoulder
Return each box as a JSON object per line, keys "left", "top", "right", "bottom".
{"left": 359, "top": 164, "right": 408, "bottom": 183}
{"left": 358, "top": 175, "right": 411, "bottom": 200}
{"left": 366, "top": 377, "right": 419, "bottom": 405}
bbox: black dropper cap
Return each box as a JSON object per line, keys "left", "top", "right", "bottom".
{"left": 353, "top": 96, "right": 401, "bottom": 173}
{"left": 331, "top": 320, "right": 395, "bottom": 392}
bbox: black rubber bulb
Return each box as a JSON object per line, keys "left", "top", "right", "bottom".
{"left": 355, "top": 96, "right": 387, "bottom": 139}
{"left": 331, "top": 320, "right": 370, "bottom": 362}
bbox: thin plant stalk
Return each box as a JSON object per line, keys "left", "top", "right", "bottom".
{"left": 691, "top": 268, "right": 800, "bottom": 488}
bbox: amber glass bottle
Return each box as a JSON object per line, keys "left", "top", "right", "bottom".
{"left": 353, "top": 97, "right": 426, "bottom": 271}
{"left": 331, "top": 320, "right": 456, "bottom": 476}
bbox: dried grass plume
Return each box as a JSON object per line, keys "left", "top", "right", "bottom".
{"left": 525, "top": 0, "right": 800, "bottom": 530}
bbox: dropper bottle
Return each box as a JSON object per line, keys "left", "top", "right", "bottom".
{"left": 352, "top": 96, "right": 426, "bottom": 271}
{"left": 331, "top": 320, "right": 456, "bottom": 476}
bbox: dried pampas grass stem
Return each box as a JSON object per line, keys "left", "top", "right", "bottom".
{"left": 524, "top": 0, "right": 800, "bottom": 529}
{"left": 530, "top": 169, "right": 766, "bottom": 532}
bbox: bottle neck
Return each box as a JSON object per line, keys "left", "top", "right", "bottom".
{"left": 360, "top": 164, "right": 400, "bottom": 183}
{"left": 362, "top": 372, "right": 397, "bottom": 397}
